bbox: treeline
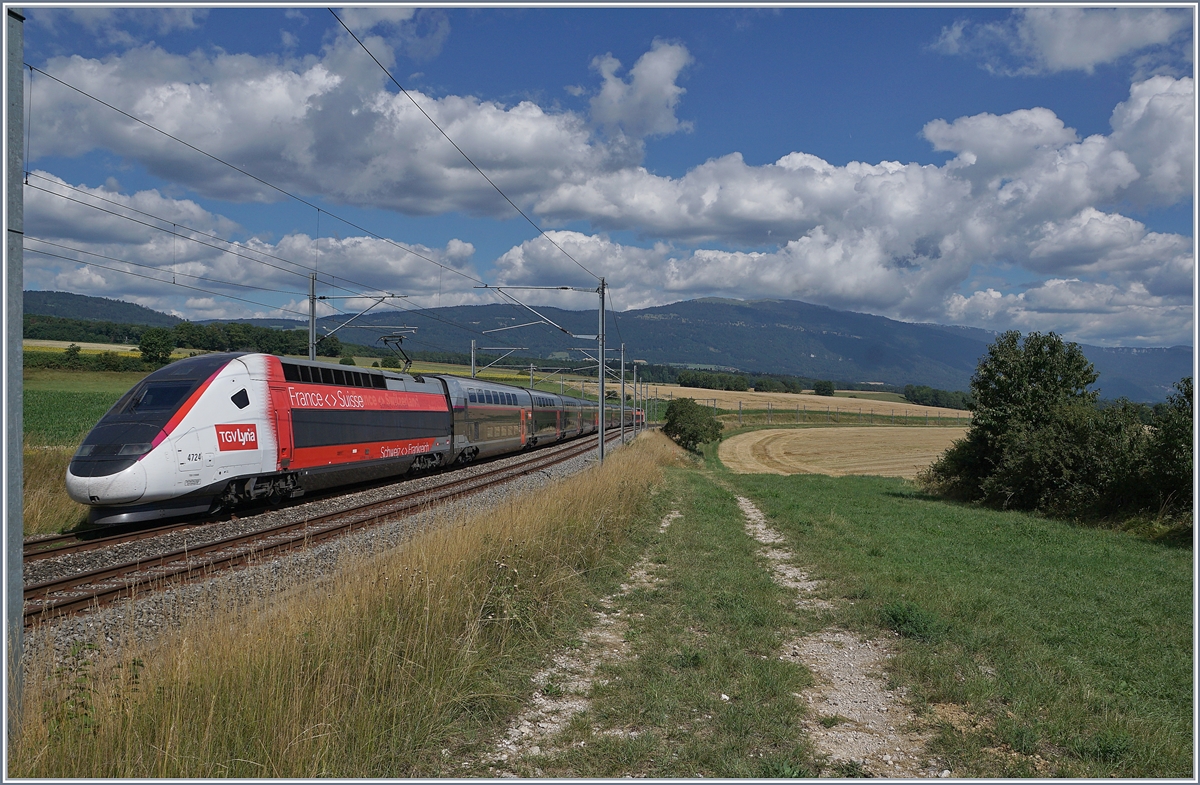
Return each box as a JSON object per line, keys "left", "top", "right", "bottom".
{"left": 903, "top": 384, "right": 971, "bottom": 410}
{"left": 922, "top": 331, "right": 1192, "bottom": 539}
{"left": 24, "top": 314, "right": 345, "bottom": 358}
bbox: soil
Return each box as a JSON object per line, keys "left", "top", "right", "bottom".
{"left": 720, "top": 426, "right": 967, "bottom": 479}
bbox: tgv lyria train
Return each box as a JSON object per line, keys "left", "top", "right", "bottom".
{"left": 67, "top": 352, "right": 642, "bottom": 525}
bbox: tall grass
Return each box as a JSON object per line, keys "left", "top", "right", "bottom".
{"left": 11, "top": 432, "right": 683, "bottom": 778}
{"left": 23, "top": 446, "right": 89, "bottom": 536}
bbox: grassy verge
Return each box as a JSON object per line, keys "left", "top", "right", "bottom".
{"left": 498, "top": 464, "right": 820, "bottom": 778}
{"left": 23, "top": 372, "right": 132, "bottom": 535}
{"left": 723, "top": 471, "right": 1193, "bottom": 777}
{"left": 11, "top": 433, "right": 682, "bottom": 778}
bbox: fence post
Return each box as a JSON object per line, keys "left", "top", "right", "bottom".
{"left": 767, "top": 401, "right": 772, "bottom": 424}
{"left": 796, "top": 404, "right": 799, "bottom": 424}
{"left": 738, "top": 400, "right": 742, "bottom": 426}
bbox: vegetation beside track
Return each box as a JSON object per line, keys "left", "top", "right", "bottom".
{"left": 11, "top": 432, "right": 683, "bottom": 778}
{"left": 708, "top": 442, "right": 1193, "bottom": 777}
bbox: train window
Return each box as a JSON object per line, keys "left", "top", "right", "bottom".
{"left": 351, "top": 371, "right": 361, "bottom": 387}
{"left": 372, "top": 374, "right": 386, "bottom": 389}
{"left": 468, "top": 390, "right": 476, "bottom": 403}
{"left": 487, "top": 390, "right": 495, "bottom": 404}
{"left": 231, "top": 389, "right": 250, "bottom": 409}
{"left": 331, "top": 369, "right": 344, "bottom": 386}
{"left": 282, "top": 363, "right": 301, "bottom": 383}
{"left": 317, "top": 367, "right": 331, "bottom": 384}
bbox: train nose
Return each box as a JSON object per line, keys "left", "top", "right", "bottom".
{"left": 66, "top": 460, "right": 148, "bottom": 505}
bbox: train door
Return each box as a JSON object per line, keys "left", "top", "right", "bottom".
{"left": 268, "top": 386, "right": 294, "bottom": 470}
{"left": 520, "top": 408, "right": 528, "bottom": 447}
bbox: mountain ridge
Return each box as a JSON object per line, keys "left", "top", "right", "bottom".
{"left": 23, "top": 290, "right": 1192, "bottom": 401}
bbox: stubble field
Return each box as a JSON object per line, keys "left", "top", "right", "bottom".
{"left": 719, "top": 426, "right": 968, "bottom": 479}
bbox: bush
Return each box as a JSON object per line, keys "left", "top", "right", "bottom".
{"left": 662, "top": 398, "right": 722, "bottom": 452}
{"left": 921, "top": 330, "right": 1192, "bottom": 524}
{"left": 339, "top": 356, "right": 356, "bottom": 366}
{"left": 812, "top": 380, "right": 835, "bottom": 396}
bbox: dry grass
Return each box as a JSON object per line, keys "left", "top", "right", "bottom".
{"left": 654, "top": 384, "right": 970, "bottom": 417}
{"left": 10, "top": 432, "right": 685, "bottom": 778}
{"left": 23, "top": 446, "right": 88, "bottom": 536}
{"left": 720, "top": 426, "right": 968, "bottom": 479}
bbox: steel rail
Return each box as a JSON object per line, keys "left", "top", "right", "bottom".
{"left": 24, "top": 431, "right": 621, "bottom": 625}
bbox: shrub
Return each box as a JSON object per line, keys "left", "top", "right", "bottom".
{"left": 339, "top": 356, "right": 356, "bottom": 366}
{"left": 812, "top": 380, "right": 835, "bottom": 396}
{"left": 662, "top": 397, "right": 722, "bottom": 452}
{"left": 921, "top": 330, "right": 1191, "bottom": 524}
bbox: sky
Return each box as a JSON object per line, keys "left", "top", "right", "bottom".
{"left": 16, "top": 5, "right": 1197, "bottom": 349}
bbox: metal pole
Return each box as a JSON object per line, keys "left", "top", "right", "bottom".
{"left": 597, "top": 278, "right": 605, "bottom": 463}
{"left": 308, "top": 272, "right": 317, "bottom": 360}
{"left": 633, "top": 366, "right": 639, "bottom": 436}
{"left": 530, "top": 362, "right": 534, "bottom": 389}
{"left": 7, "top": 5, "right": 26, "bottom": 732}
{"left": 470, "top": 340, "right": 476, "bottom": 378}
{"left": 620, "top": 343, "right": 625, "bottom": 444}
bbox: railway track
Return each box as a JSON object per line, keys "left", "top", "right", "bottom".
{"left": 24, "top": 431, "right": 626, "bottom": 626}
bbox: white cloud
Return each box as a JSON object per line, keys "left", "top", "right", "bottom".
{"left": 24, "top": 30, "right": 1194, "bottom": 347}
{"left": 933, "top": 7, "right": 1192, "bottom": 76}
{"left": 946, "top": 279, "right": 1193, "bottom": 347}
{"left": 22, "top": 173, "right": 486, "bottom": 320}
{"left": 336, "top": 7, "right": 450, "bottom": 62}
{"left": 589, "top": 40, "right": 694, "bottom": 140}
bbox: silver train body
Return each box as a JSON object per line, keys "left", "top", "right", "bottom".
{"left": 66, "top": 352, "right": 640, "bottom": 525}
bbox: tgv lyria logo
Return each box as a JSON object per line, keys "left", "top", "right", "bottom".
{"left": 215, "top": 424, "right": 258, "bottom": 451}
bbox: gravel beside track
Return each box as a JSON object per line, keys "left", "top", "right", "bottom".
{"left": 23, "top": 436, "right": 625, "bottom": 671}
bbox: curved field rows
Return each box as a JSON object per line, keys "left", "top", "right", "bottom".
{"left": 720, "top": 426, "right": 966, "bottom": 479}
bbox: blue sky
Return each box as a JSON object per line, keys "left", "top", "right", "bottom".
{"left": 18, "top": 5, "right": 1196, "bottom": 347}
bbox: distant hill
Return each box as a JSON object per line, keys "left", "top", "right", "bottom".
{"left": 23, "top": 291, "right": 1192, "bottom": 401}
{"left": 24, "top": 290, "right": 181, "bottom": 328}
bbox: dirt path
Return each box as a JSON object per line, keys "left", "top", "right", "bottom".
{"left": 720, "top": 426, "right": 966, "bottom": 478}
{"left": 736, "top": 496, "right": 950, "bottom": 778}
{"left": 481, "top": 509, "right": 682, "bottom": 776}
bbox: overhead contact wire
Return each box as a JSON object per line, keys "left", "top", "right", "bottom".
{"left": 328, "top": 8, "right": 601, "bottom": 284}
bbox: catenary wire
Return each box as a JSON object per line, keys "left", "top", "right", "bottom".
{"left": 25, "top": 63, "right": 487, "bottom": 288}
{"left": 328, "top": 8, "right": 601, "bottom": 284}
{"left": 25, "top": 61, "right": 614, "bottom": 357}
{"left": 25, "top": 236, "right": 309, "bottom": 298}
{"left": 24, "top": 247, "right": 312, "bottom": 318}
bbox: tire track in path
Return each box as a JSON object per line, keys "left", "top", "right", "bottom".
{"left": 735, "top": 495, "right": 951, "bottom": 779}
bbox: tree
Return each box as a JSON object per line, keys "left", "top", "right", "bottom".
{"left": 1144, "top": 377, "right": 1193, "bottom": 514}
{"left": 662, "top": 398, "right": 723, "bottom": 452}
{"left": 813, "top": 380, "right": 835, "bottom": 396}
{"left": 920, "top": 331, "right": 1160, "bottom": 520}
{"left": 138, "top": 327, "right": 176, "bottom": 366}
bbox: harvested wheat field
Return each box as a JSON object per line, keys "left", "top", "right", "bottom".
{"left": 720, "top": 426, "right": 967, "bottom": 479}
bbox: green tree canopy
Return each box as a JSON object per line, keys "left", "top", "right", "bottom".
{"left": 662, "top": 398, "right": 723, "bottom": 453}
{"left": 138, "top": 327, "right": 176, "bottom": 366}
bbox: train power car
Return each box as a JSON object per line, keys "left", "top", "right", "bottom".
{"left": 66, "top": 352, "right": 627, "bottom": 525}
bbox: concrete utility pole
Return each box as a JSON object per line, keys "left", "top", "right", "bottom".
{"left": 529, "top": 363, "right": 534, "bottom": 389}
{"left": 470, "top": 340, "right": 476, "bottom": 378}
{"left": 596, "top": 278, "right": 606, "bottom": 462}
{"left": 7, "top": 5, "right": 25, "bottom": 732}
{"left": 307, "top": 272, "right": 317, "bottom": 360}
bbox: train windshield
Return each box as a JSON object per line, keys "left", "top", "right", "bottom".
{"left": 113, "top": 381, "right": 194, "bottom": 415}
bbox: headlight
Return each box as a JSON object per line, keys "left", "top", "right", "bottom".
{"left": 74, "top": 444, "right": 96, "bottom": 458}
{"left": 117, "top": 443, "right": 152, "bottom": 456}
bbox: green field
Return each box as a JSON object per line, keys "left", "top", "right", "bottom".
{"left": 716, "top": 463, "right": 1192, "bottom": 777}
